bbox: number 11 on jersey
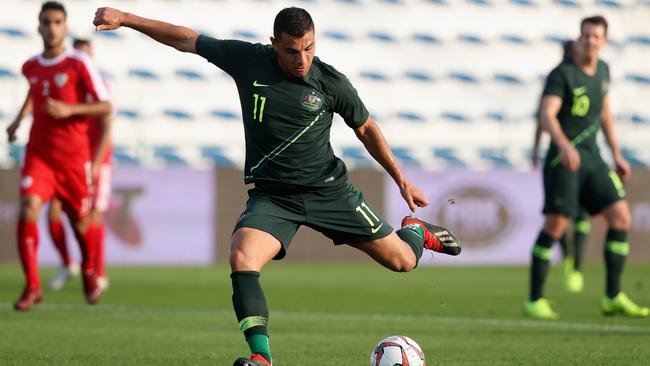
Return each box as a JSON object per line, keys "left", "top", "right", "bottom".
{"left": 253, "top": 93, "right": 267, "bottom": 123}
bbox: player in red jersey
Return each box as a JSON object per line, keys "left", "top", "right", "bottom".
{"left": 7, "top": 1, "right": 112, "bottom": 311}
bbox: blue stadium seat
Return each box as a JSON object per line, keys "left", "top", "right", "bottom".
{"left": 368, "top": 31, "right": 396, "bottom": 43}
{"left": 163, "top": 109, "right": 194, "bottom": 121}
{"left": 341, "top": 147, "right": 373, "bottom": 166}
{"left": 404, "top": 70, "right": 434, "bottom": 82}
{"left": 423, "top": 0, "right": 448, "bottom": 4}
{"left": 494, "top": 73, "right": 524, "bottom": 85}
{"left": 510, "top": 0, "right": 537, "bottom": 6}
{"left": 440, "top": 112, "right": 472, "bottom": 123}
{"left": 175, "top": 69, "right": 207, "bottom": 81}
{"left": 595, "top": 0, "right": 623, "bottom": 9}
{"left": 396, "top": 111, "right": 426, "bottom": 123}
{"left": 480, "top": 148, "right": 511, "bottom": 167}
{"left": 501, "top": 34, "right": 530, "bottom": 45}
{"left": 201, "top": 146, "right": 235, "bottom": 167}
{"left": 128, "top": 68, "right": 159, "bottom": 80}
{"left": 9, "top": 144, "right": 25, "bottom": 165}
{"left": 631, "top": 114, "right": 650, "bottom": 125}
{"left": 359, "top": 70, "right": 390, "bottom": 81}
{"left": 378, "top": 0, "right": 405, "bottom": 4}
{"left": 335, "top": 0, "right": 361, "bottom": 4}
{"left": 0, "top": 27, "right": 28, "bottom": 38}
{"left": 0, "top": 67, "right": 16, "bottom": 78}
{"left": 553, "top": 0, "right": 581, "bottom": 8}
{"left": 392, "top": 147, "right": 420, "bottom": 167}
{"left": 621, "top": 148, "right": 647, "bottom": 168}
{"left": 458, "top": 34, "right": 486, "bottom": 45}
{"left": 210, "top": 109, "right": 240, "bottom": 121}
{"left": 433, "top": 148, "right": 466, "bottom": 167}
{"left": 323, "top": 30, "right": 353, "bottom": 41}
{"left": 117, "top": 108, "right": 141, "bottom": 120}
{"left": 628, "top": 35, "right": 650, "bottom": 46}
{"left": 232, "top": 30, "right": 259, "bottom": 40}
{"left": 154, "top": 146, "right": 187, "bottom": 166}
{"left": 113, "top": 146, "right": 139, "bottom": 165}
{"left": 626, "top": 73, "right": 650, "bottom": 85}
{"left": 412, "top": 33, "right": 442, "bottom": 45}
{"left": 467, "top": 0, "right": 493, "bottom": 6}
{"left": 486, "top": 110, "right": 505, "bottom": 123}
{"left": 448, "top": 71, "right": 479, "bottom": 84}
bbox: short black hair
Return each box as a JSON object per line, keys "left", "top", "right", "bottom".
{"left": 273, "top": 7, "right": 314, "bottom": 39}
{"left": 73, "top": 38, "right": 91, "bottom": 49}
{"left": 580, "top": 15, "right": 608, "bottom": 36}
{"left": 562, "top": 40, "right": 575, "bottom": 60}
{"left": 39, "top": 1, "right": 67, "bottom": 19}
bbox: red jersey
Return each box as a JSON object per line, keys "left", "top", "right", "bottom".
{"left": 23, "top": 49, "right": 110, "bottom": 164}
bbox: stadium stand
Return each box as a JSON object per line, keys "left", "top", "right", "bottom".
{"left": 0, "top": 0, "right": 648, "bottom": 169}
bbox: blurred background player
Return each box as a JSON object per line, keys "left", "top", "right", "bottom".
{"left": 46, "top": 38, "right": 113, "bottom": 292}
{"left": 9, "top": 1, "right": 112, "bottom": 311}
{"left": 93, "top": 5, "right": 461, "bottom": 365}
{"left": 531, "top": 39, "right": 592, "bottom": 294}
{"left": 525, "top": 15, "right": 649, "bottom": 320}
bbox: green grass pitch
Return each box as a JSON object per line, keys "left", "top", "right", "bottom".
{"left": 1, "top": 262, "right": 649, "bottom": 365}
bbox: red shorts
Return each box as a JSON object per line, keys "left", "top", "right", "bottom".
{"left": 20, "top": 152, "right": 91, "bottom": 221}
{"left": 92, "top": 157, "right": 112, "bottom": 213}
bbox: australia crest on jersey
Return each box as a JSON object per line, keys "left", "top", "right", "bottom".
{"left": 301, "top": 90, "right": 324, "bottom": 111}
{"left": 54, "top": 72, "right": 68, "bottom": 88}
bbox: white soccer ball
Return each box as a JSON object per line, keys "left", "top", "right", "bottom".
{"left": 370, "top": 335, "right": 426, "bottom": 366}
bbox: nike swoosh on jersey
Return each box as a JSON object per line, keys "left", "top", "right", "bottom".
{"left": 573, "top": 86, "right": 587, "bottom": 96}
{"left": 371, "top": 223, "right": 384, "bottom": 234}
{"left": 253, "top": 80, "right": 270, "bottom": 87}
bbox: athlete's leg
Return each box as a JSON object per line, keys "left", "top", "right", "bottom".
{"left": 573, "top": 211, "right": 591, "bottom": 272}
{"left": 14, "top": 195, "right": 44, "bottom": 310}
{"left": 352, "top": 232, "right": 418, "bottom": 272}
{"left": 601, "top": 200, "right": 631, "bottom": 298}
{"left": 48, "top": 198, "right": 72, "bottom": 266}
{"left": 230, "top": 227, "right": 282, "bottom": 366}
{"left": 90, "top": 209, "right": 108, "bottom": 289}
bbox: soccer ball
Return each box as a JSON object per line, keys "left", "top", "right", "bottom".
{"left": 370, "top": 335, "right": 426, "bottom": 366}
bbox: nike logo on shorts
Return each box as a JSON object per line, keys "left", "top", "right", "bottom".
{"left": 371, "top": 223, "right": 384, "bottom": 234}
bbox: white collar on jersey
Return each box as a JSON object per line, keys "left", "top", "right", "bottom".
{"left": 36, "top": 48, "right": 72, "bottom": 67}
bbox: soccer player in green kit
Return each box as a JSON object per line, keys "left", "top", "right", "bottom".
{"left": 525, "top": 15, "right": 648, "bottom": 320}
{"left": 93, "top": 6, "right": 461, "bottom": 366}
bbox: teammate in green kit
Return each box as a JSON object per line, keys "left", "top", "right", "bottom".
{"left": 93, "top": 6, "right": 461, "bottom": 366}
{"left": 531, "top": 40, "right": 592, "bottom": 294}
{"left": 525, "top": 15, "right": 648, "bottom": 320}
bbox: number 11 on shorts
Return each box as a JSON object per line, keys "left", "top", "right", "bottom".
{"left": 356, "top": 202, "right": 380, "bottom": 226}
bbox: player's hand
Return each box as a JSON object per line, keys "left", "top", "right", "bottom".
{"left": 6, "top": 120, "right": 20, "bottom": 142}
{"left": 93, "top": 7, "right": 125, "bottom": 31}
{"left": 615, "top": 155, "right": 631, "bottom": 182}
{"left": 560, "top": 145, "right": 580, "bottom": 172}
{"left": 399, "top": 180, "right": 429, "bottom": 212}
{"left": 45, "top": 98, "right": 73, "bottom": 118}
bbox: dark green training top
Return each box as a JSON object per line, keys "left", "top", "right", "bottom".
{"left": 196, "top": 35, "right": 369, "bottom": 189}
{"left": 542, "top": 58, "right": 610, "bottom": 162}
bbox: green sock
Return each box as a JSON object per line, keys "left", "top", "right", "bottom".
{"left": 231, "top": 271, "right": 272, "bottom": 363}
{"left": 573, "top": 219, "right": 591, "bottom": 272}
{"left": 604, "top": 229, "right": 628, "bottom": 298}
{"left": 530, "top": 231, "right": 554, "bottom": 301}
{"left": 397, "top": 225, "right": 424, "bottom": 264}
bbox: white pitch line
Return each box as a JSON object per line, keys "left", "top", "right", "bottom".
{"left": 3, "top": 303, "right": 649, "bottom": 334}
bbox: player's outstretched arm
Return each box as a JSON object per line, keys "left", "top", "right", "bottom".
{"left": 531, "top": 116, "right": 543, "bottom": 168}
{"left": 45, "top": 98, "right": 111, "bottom": 119}
{"left": 7, "top": 92, "right": 32, "bottom": 142}
{"left": 600, "top": 95, "right": 630, "bottom": 181}
{"left": 354, "top": 117, "right": 429, "bottom": 212}
{"left": 93, "top": 7, "right": 198, "bottom": 53}
{"left": 540, "top": 95, "right": 580, "bottom": 171}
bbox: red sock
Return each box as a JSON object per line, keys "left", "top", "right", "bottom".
{"left": 95, "top": 222, "right": 106, "bottom": 278}
{"left": 17, "top": 219, "right": 40, "bottom": 289}
{"left": 76, "top": 222, "right": 98, "bottom": 276}
{"left": 48, "top": 219, "right": 71, "bottom": 266}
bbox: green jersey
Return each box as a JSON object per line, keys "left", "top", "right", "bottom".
{"left": 196, "top": 35, "right": 369, "bottom": 189}
{"left": 543, "top": 58, "right": 610, "bottom": 160}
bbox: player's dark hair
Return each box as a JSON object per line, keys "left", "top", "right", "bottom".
{"left": 73, "top": 38, "right": 91, "bottom": 49}
{"left": 39, "top": 1, "right": 67, "bottom": 19}
{"left": 580, "top": 15, "right": 608, "bottom": 36}
{"left": 273, "top": 7, "right": 314, "bottom": 39}
{"left": 562, "top": 40, "right": 575, "bottom": 60}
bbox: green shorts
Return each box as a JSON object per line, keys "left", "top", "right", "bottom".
{"left": 543, "top": 153, "right": 625, "bottom": 217}
{"left": 233, "top": 183, "right": 393, "bottom": 260}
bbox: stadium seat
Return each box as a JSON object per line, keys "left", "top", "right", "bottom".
{"left": 117, "top": 108, "right": 141, "bottom": 120}
{"left": 501, "top": 34, "right": 530, "bottom": 45}
{"left": 396, "top": 111, "right": 426, "bottom": 123}
{"left": 480, "top": 148, "right": 512, "bottom": 167}
{"left": 128, "top": 68, "right": 160, "bottom": 80}
{"left": 112, "top": 145, "right": 140, "bottom": 165}
{"left": 628, "top": 35, "right": 650, "bottom": 46}
{"left": 163, "top": 109, "right": 194, "bottom": 121}
{"left": 440, "top": 111, "right": 472, "bottom": 123}
{"left": 359, "top": 70, "right": 390, "bottom": 81}
{"left": 403, "top": 70, "right": 434, "bottom": 82}
{"left": 510, "top": 0, "right": 537, "bottom": 7}
{"left": 391, "top": 147, "right": 421, "bottom": 167}
{"left": 621, "top": 148, "right": 647, "bottom": 168}
{"left": 0, "top": 27, "right": 28, "bottom": 38}
{"left": 210, "top": 109, "right": 241, "bottom": 121}
{"left": 341, "top": 147, "right": 373, "bottom": 167}
{"left": 595, "top": 0, "right": 624, "bottom": 9}
{"left": 626, "top": 73, "right": 650, "bottom": 85}
{"left": 368, "top": 31, "right": 396, "bottom": 43}
{"left": 0, "top": 67, "right": 16, "bottom": 78}
{"left": 553, "top": 0, "right": 581, "bottom": 8}
{"left": 153, "top": 146, "right": 187, "bottom": 166}
{"left": 323, "top": 30, "right": 353, "bottom": 41}
{"left": 201, "top": 146, "right": 236, "bottom": 167}
{"left": 175, "top": 69, "right": 207, "bottom": 81}
{"left": 448, "top": 71, "right": 479, "bottom": 84}
{"left": 433, "top": 148, "right": 466, "bottom": 168}
{"left": 412, "top": 33, "right": 442, "bottom": 45}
